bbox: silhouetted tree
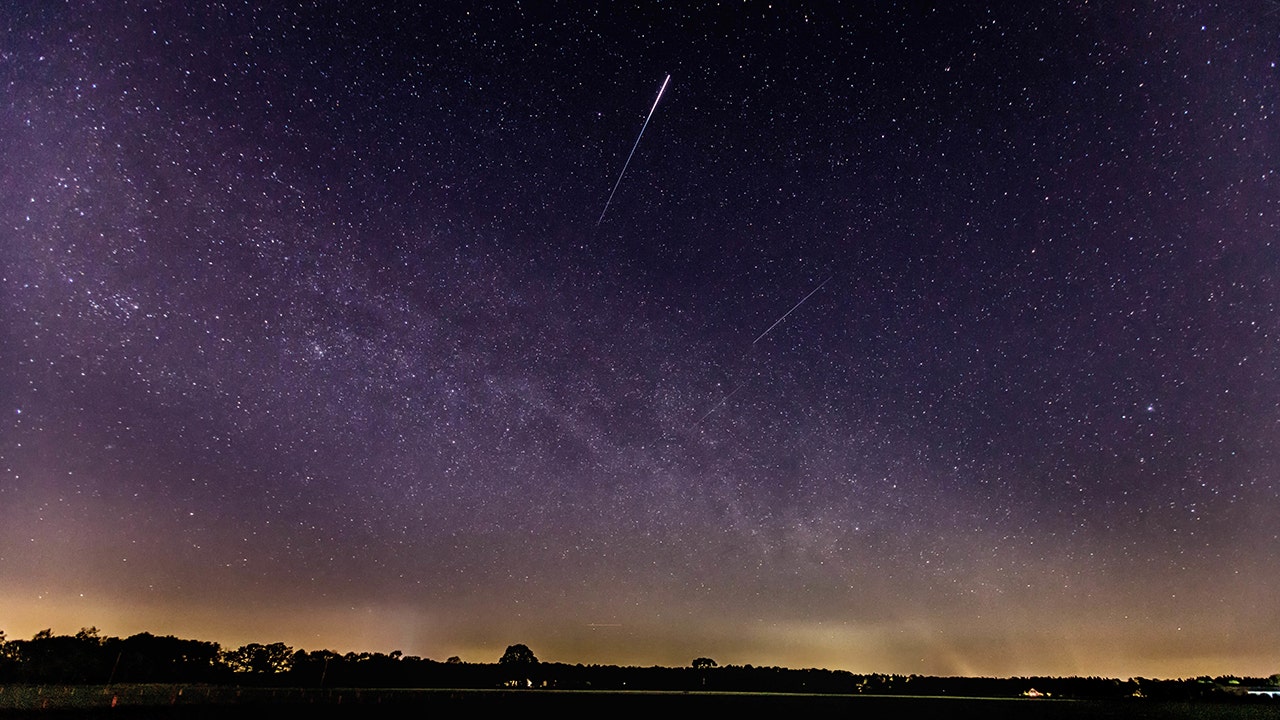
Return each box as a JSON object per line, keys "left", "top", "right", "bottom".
{"left": 108, "top": 633, "right": 221, "bottom": 683}
{"left": 8, "top": 628, "right": 114, "bottom": 683}
{"left": 499, "top": 644, "right": 538, "bottom": 687}
{"left": 224, "top": 642, "right": 294, "bottom": 674}
{"left": 446, "top": 656, "right": 462, "bottom": 664}
{"left": 499, "top": 644, "right": 538, "bottom": 666}
{"left": 289, "top": 649, "right": 341, "bottom": 687}
{"left": 0, "top": 630, "right": 14, "bottom": 683}
{"left": 692, "top": 657, "right": 717, "bottom": 669}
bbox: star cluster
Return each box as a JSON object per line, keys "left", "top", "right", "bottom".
{"left": 2, "top": 2, "right": 1277, "bottom": 677}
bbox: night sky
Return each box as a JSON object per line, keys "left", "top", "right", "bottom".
{"left": 3, "top": 2, "right": 1278, "bottom": 679}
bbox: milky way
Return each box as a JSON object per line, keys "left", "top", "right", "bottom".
{"left": 2, "top": 2, "right": 1277, "bottom": 678}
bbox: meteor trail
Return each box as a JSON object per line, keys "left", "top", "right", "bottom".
{"left": 752, "top": 276, "right": 832, "bottom": 345}
{"left": 688, "top": 380, "right": 748, "bottom": 431}
{"left": 687, "top": 276, "right": 832, "bottom": 430}
{"left": 597, "top": 74, "right": 671, "bottom": 226}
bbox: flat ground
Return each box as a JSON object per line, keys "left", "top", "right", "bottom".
{"left": 1, "top": 685, "right": 1277, "bottom": 719}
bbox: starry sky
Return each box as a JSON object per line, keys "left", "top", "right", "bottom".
{"left": 2, "top": 1, "right": 1278, "bottom": 680}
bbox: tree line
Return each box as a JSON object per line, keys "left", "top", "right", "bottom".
{"left": 0, "top": 628, "right": 1275, "bottom": 702}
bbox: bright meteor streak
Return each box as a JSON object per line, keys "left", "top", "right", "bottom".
{"left": 597, "top": 74, "right": 671, "bottom": 227}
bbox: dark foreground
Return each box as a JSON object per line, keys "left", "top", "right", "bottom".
{"left": 2, "top": 685, "right": 1278, "bottom": 719}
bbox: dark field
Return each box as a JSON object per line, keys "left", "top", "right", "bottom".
{"left": 2, "top": 686, "right": 1278, "bottom": 719}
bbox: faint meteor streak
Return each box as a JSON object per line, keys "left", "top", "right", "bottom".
{"left": 752, "top": 276, "right": 832, "bottom": 345}
{"left": 597, "top": 74, "right": 671, "bottom": 226}
{"left": 687, "top": 380, "right": 748, "bottom": 431}
{"left": 686, "top": 276, "right": 832, "bottom": 430}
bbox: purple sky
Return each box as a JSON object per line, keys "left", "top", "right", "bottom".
{"left": 2, "top": 1, "right": 1277, "bottom": 678}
